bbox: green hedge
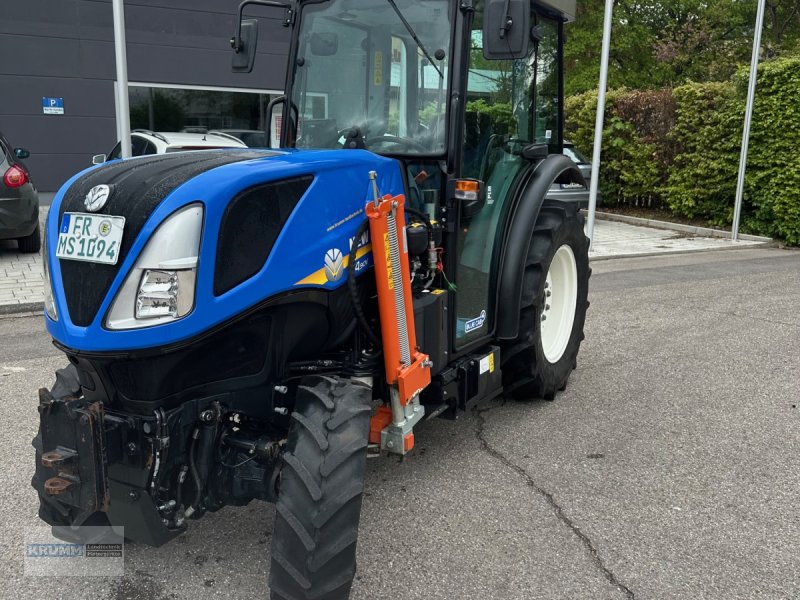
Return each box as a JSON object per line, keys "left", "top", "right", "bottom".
{"left": 565, "top": 88, "right": 673, "bottom": 208}
{"left": 742, "top": 57, "right": 800, "bottom": 243}
{"left": 663, "top": 82, "right": 740, "bottom": 224}
{"left": 565, "top": 55, "right": 800, "bottom": 244}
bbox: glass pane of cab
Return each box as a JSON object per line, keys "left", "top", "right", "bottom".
{"left": 456, "top": 5, "right": 562, "bottom": 345}
{"left": 292, "top": 0, "right": 451, "bottom": 154}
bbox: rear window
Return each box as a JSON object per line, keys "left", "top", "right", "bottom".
{"left": 238, "top": 132, "right": 267, "bottom": 147}
{"left": 0, "top": 135, "right": 12, "bottom": 162}
{"left": 132, "top": 137, "right": 156, "bottom": 156}
{"left": 563, "top": 145, "right": 589, "bottom": 164}
{"left": 109, "top": 136, "right": 156, "bottom": 160}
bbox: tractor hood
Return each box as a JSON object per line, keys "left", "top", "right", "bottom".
{"left": 44, "top": 148, "right": 405, "bottom": 352}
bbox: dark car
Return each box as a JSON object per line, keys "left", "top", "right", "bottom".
{"left": 0, "top": 133, "right": 40, "bottom": 253}
{"left": 546, "top": 141, "right": 602, "bottom": 208}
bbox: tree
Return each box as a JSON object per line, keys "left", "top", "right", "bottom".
{"left": 763, "top": 0, "right": 800, "bottom": 51}
{"left": 564, "top": 0, "right": 800, "bottom": 96}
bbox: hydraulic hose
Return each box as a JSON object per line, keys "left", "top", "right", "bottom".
{"left": 348, "top": 206, "right": 432, "bottom": 348}
{"left": 347, "top": 219, "right": 382, "bottom": 348}
{"left": 185, "top": 427, "right": 202, "bottom": 518}
{"left": 185, "top": 414, "right": 216, "bottom": 518}
{"left": 175, "top": 465, "right": 188, "bottom": 514}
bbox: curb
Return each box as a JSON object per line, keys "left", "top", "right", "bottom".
{"left": 589, "top": 243, "right": 774, "bottom": 262}
{"left": 0, "top": 301, "right": 44, "bottom": 317}
{"left": 592, "top": 211, "right": 773, "bottom": 242}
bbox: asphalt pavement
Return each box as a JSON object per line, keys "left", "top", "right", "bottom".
{"left": 0, "top": 247, "right": 798, "bottom": 599}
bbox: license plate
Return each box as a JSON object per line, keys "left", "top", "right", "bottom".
{"left": 56, "top": 213, "right": 125, "bottom": 265}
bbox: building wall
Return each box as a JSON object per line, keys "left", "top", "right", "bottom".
{"left": 0, "top": 0, "right": 289, "bottom": 191}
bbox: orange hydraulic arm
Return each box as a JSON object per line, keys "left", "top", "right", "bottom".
{"left": 365, "top": 171, "right": 430, "bottom": 455}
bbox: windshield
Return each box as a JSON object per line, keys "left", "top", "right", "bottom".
{"left": 291, "top": 0, "right": 452, "bottom": 154}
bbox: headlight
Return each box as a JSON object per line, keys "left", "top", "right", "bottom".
{"left": 43, "top": 222, "right": 58, "bottom": 321}
{"left": 106, "top": 203, "right": 203, "bottom": 330}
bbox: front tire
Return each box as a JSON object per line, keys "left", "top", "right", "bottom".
{"left": 269, "top": 376, "right": 372, "bottom": 600}
{"left": 503, "top": 201, "right": 590, "bottom": 400}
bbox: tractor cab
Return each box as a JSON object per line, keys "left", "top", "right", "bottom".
{"left": 236, "top": 0, "right": 578, "bottom": 352}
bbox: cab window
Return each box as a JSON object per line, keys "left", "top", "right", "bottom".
{"left": 291, "top": 0, "right": 451, "bottom": 154}
{"left": 456, "top": 5, "right": 563, "bottom": 345}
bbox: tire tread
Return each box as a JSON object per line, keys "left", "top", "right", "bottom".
{"left": 502, "top": 201, "right": 590, "bottom": 401}
{"left": 270, "top": 376, "right": 371, "bottom": 600}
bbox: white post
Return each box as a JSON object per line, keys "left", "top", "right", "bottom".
{"left": 113, "top": 81, "right": 122, "bottom": 143}
{"left": 732, "top": 0, "right": 766, "bottom": 242}
{"left": 586, "top": 0, "right": 614, "bottom": 250}
{"left": 112, "top": 0, "right": 132, "bottom": 159}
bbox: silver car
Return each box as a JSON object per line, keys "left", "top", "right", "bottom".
{"left": 546, "top": 141, "right": 601, "bottom": 208}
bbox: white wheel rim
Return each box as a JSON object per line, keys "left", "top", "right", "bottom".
{"left": 540, "top": 244, "right": 578, "bottom": 364}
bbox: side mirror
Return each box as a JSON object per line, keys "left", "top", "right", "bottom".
{"left": 14, "top": 148, "right": 30, "bottom": 160}
{"left": 448, "top": 179, "right": 486, "bottom": 219}
{"left": 521, "top": 143, "right": 548, "bottom": 161}
{"left": 483, "top": 0, "right": 530, "bottom": 60}
{"left": 92, "top": 154, "right": 107, "bottom": 165}
{"left": 231, "top": 19, "right": 259, "bottom": 73}
{"left": 231, "top": 0, "right": 294, "bottom": 73}
{"left": 309, "top": 32, "right": 338, "bottom": 56}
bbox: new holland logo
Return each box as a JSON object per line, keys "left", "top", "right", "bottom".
{"left": 84, "top": 184, "right": 111, "bottom": 212}
{"left": 324, "top": 248, "right": 344, "bottom": 282}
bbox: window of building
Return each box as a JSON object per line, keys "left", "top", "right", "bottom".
{"left": 128, "top": 84, "right": 281, "bottom": 147}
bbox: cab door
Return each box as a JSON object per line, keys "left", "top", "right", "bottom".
{"left": 453, "top": 6, "right": 563, "bottom": 348}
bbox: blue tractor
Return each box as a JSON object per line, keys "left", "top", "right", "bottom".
{"left": 32, "top": 0, "right": 589, "bottom": 597}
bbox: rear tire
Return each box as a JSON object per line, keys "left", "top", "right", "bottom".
{"left": 503, "top": 201, "right": 590, "bottom": 400}
{"left": 269, "top": 375, "right": 372, "bottom": 600}
{"left": 18, "top": 223, "right": 41, "bottom": 253}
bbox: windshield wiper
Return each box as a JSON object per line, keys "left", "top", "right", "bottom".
{"left": 384, "top": 0, "right": 444, "bottom": 79}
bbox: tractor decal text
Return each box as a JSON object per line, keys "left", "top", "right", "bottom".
{"left": 464, "top": 310, "right": 487, "bottom": 333}
{"left": 326, "top": 209, "right": 363, "bottom": 232}
{"left": 383, "top": 232, "right": 393, "bottom": 290}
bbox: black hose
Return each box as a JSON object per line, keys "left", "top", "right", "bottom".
{"left": 348, "top": 207, "right": 430, "bottom": 348}
{"left": 187, "top": 428, "right": 202, "bottom": 516}
{"left": 289, "top": 359, "right": 343, "bottom": 368}
{"left": 347, "top": 219, "right": 382, "bottom": 348}
{"left": 175, "top": 465, "right": 187, "bottom": 512}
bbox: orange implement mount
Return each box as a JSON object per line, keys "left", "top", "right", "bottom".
{"left": 365, "top": 193, "right": 432, "bottom": 405}
{"left": 369, "top": 405, "right": 393, "bottom": 445}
